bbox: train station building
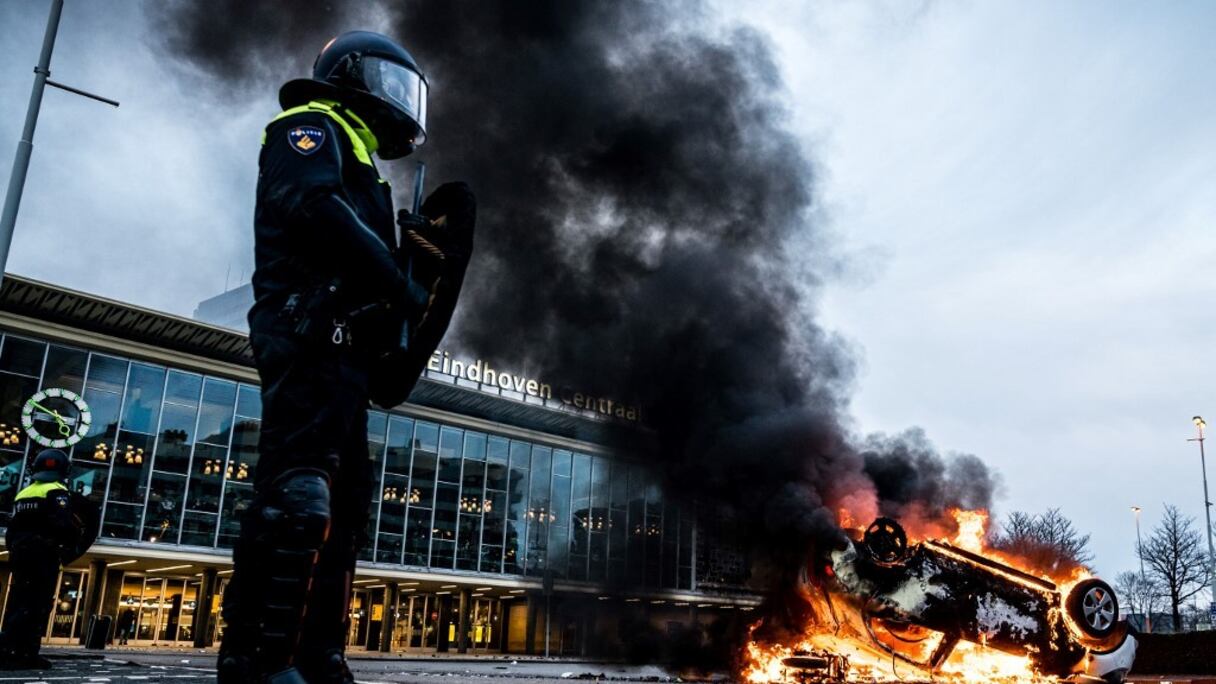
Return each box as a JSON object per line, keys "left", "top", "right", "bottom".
{"left": 0, "top": 275, "right": 758, "bottom": 654}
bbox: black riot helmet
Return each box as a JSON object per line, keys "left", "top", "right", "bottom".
{"left": 280, "top": 30, "right": 428, "bottom": 160}
{"left": 31, "top": 449, "right": 69, "bottom": 483}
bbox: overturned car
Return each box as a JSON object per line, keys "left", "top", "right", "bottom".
{"left": 796, "top": 517, "right": 1137, "bottom": 682}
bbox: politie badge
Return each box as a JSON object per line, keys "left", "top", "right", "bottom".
{"left": 288, "top": 125, "right": 326, "bottom": 155}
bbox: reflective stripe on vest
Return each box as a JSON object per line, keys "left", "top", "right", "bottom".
{"left": 262, "top": 100, "right": 374, "bottom": 167}
{"left": 15, "top": 481, "right": 67, "bottom": 501}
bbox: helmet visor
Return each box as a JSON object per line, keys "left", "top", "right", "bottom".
{"left": 364, "top": 56, "right": 428, "bottom": 143}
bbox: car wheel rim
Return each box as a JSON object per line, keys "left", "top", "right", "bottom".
{"left": 1081, "top": 586, "right": 1115, "bottom": 631}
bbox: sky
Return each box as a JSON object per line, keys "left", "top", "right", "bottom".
{"left": 1, "top": 1, "right": 1214, "bottom": 590}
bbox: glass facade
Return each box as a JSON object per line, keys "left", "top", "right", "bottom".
{"left": 0, "top": 331, "right": 695, "bottom": 590}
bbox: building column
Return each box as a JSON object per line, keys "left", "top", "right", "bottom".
{"left": 79, "top": 557, "right": 107, "bottom": 645}
{"left": 436, "top": 593, "right": 452, "bottom": 652}
{"left": 456, "top": 588, "right": 471, "bottom": 654}
{"left": 524, "top": 594, "right": 538, "bottom": 654}
{"left": 192, "top": 568, "right": 218, "bottom": 648}
{"left": 379, "top": 584, "right": 399, "bottom": 652}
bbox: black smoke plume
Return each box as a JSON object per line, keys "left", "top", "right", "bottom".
{"left": 153, "top": 0, "right": 997, "bottom": 649}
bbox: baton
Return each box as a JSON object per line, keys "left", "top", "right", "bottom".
{"left": 412, "top": 161, "right": 427, "bottom": 214}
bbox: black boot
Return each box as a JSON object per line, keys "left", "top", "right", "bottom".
{"left": 216, "top": 641, "right": 255, "bottom": 684}
{"left": 265, "top": 667, "right": 312, "bottom": 684}
{"left": 0, "top": 652, "right": 52, "bottom": 671}
{"left": 297, "top": 647, "right": 355, "bottom": 684}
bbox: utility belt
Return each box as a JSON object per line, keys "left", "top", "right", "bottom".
{"left": 276, "top": 277, "right": 416, "bottom": 356}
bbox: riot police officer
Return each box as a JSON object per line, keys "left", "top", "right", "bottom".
{"left": 0, "top": 449, "right": 96, "bottom": 670}
{"left": 219, "top": 31, "right": 475, "bottom": 684}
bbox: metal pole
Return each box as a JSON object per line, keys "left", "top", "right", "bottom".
{"left": 544, "top": 592, "right": 551, "bottom": 658}
{"left": 0, "top": 0, "right": 64, "bottom": 282}
{"left": 1198, "top": 431, "right": 1216, "bottom": 610}
{"left": 1133, "top": 506, "right": 1150, "bottom": 632}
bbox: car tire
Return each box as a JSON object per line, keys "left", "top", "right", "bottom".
{"left": 863, "top": 517, "right": 909, "bottom": 565}
{"left": 1066, "top": 578, "right": 1119, "bottom": 639}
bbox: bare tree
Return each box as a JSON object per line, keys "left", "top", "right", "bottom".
{"left": 1140, "top": 505, "right": 1207, "bottom": 631}
{"left": 1113, "top": 570, "right": 1161, "bottom": 630}
{"left": 992, "top": 508, "right": 1093, "bottom": 575}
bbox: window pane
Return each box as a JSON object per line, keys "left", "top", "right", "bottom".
{"left": 0, "top": 371, "right": 39, "bottom": 452}
{"left": 588, "top": 456, "right": 610, "bottom": 582}
{"left": 433, "top": 482, "right": 459, "bottom": 549}
{"left": 662, "top": 502, "right": 680, "bottom": 588}
{"left": 376, "top": 534, "right": 403, "bottom": 564}
{"left": 482, "top": 489, "right": 506, "bottom": 549}
{"left": 229, "top": 418, "right": 258, "bottom": 481}
{"left": 107, "top": 431, "right": 154, "bottom": 504}
{"left": 461, "top": 458, "right": 485, "bottom": 497}
{"left": 609, "top": 461, "right": 628, "bottom": 583}
{"left": 0, "top": 336, "right": 45, "bottom": 376}
{"left": 218, "top": 482, "right": 254, "bottom": 548}
{"left": 85, "top": 354, "right": 128, "bottom": 393}
{"left": 437, "top": 427, "right": 463, "bottom": 483}
{"left": 480, "top": 545, "right": 503, "bottom": 574}
{"left": 367, "top": 411, "right": 387, "bottom": 444}
{"left": 101, "top": 502, "right": 141, "bottom": 540}
{"left": 404, "top": 509, "right": 432, "bottom": 566}
{"left": 487, "top": 436, "right": 508, "bottom": 463}
{"left": 143, "top": 473, "right": 186, "bottom": 543}
{"left": 186, "top": 443, "right": 227, "bottom": 512}
{"left": 120, "top": 364, "right": 165, "bottom": 434}
{"left": 367, "top": 408, "right": 386, "bottom": 501}
{"left": 486, "top": 436, "right": 509, "bottom": 491}
{"left": 42, "top": 345, "right": 87, "bottom": 393}
{"left": 463, "top": 432, "right": 486, "bottom": 461}
{"left": 235, "top": 384, "right": 261, "bottom": 419}
{"left": 385, "top": 416, "right": 414, "bottom": 475}
{"left": 0, "top": 450, "right": 25, "bottom": 516}
{"left": 153, "top": 402, "right": 198, "bottom": 474}
{"left": 67, "top": 460, "right": 108, "bottom": 504}
{"left": 569, "top": 454, "right": 592, "bottom": 581}
{"left": 180, "top": 511, "right": 217, "bottom": 547}
{"left": 196, "top": 379, "right": 236, "bottom": 446}
{"left": 525, "top": 446, "right": 552, "bottom": 576}
{"left": 409, "top": 424, "right": 437, "bottom": 508}
{"left": 379, "top": 474, "right": 408, "bottom": 539}
{"left": 456, "top": 513, "right": 481, "bottom": 571}
{"left": 164, "top": 371, "right": 202, "bottom": 406}
{"left": 430, "top": 540, "right": 455, "bottom": 569}
{"left": 645, "top": 479, "right": 663, "bottom": 586}
{"left": 359, "top": 516, "right": 376, "bottom": 562}
{"left": 71, "top": 386, "right": 120, "bottom": 463}
{"left": 504, "top": 441, "right": 529, "bottom": 575}
{"left": 627, "top": 467, "right": 647, "bottom": 585}
{"left": 548, "top": 450, "right": 572, "bottom": 578}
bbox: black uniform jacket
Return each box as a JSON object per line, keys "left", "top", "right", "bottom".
{"left": 249, "top": 103, "right": 406, "bottom": 336}
{"left": 6, "top": 482, "right": 78, "bottom": 562}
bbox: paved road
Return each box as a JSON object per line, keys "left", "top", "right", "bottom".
{"left": 0, "top": 656, "right": 213, "bottom": 682}
{"left": 0, "top": 652, "right": 690, "bottom": 684}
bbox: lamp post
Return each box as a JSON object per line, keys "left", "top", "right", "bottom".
{"left": 1188, "top": 416, "right": 1216, "bottom": 616}
{"left": 0, "top": 0, "right": 119, "bottom": 285}
{"left": 1131, "top": 505, "right": 1150, "bottom": 632}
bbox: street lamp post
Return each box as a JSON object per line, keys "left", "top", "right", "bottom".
{"left": 0, "top": 0, "right": 118, "bottom": 285}
{"left": 1131, "top": 505, "right": 1150, "bottom": 632}
{"left": 1188, "top": 416, "right": 1216, "bottom": 618}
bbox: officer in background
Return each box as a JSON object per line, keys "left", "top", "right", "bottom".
{"left": 0, "top": 449, "right": 98, "bottom": 670}
{"left": 220, "top": 31, "right": 475, "bottom": 684}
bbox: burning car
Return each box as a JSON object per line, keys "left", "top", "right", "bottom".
{"left": 788, "top": 516, "right": 1137, "bottom": 682}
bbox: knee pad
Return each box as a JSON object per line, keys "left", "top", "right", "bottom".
{"left": 260, "top": 468, "right": 333, "bottom": 550}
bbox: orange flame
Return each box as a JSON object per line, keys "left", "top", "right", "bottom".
{"left": 742, "top": 508, "right": 1093, "bottom": 683}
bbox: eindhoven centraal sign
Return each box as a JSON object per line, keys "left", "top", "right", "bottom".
{"left": 427, "top": 349, "right": 641, "bottom": 422}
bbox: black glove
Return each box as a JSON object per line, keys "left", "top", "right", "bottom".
{"left": 374, "top": 182, "right": 476, "bottom": 409}
{"left": 396, "top": 181, "right": 477, "bottom": 284}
